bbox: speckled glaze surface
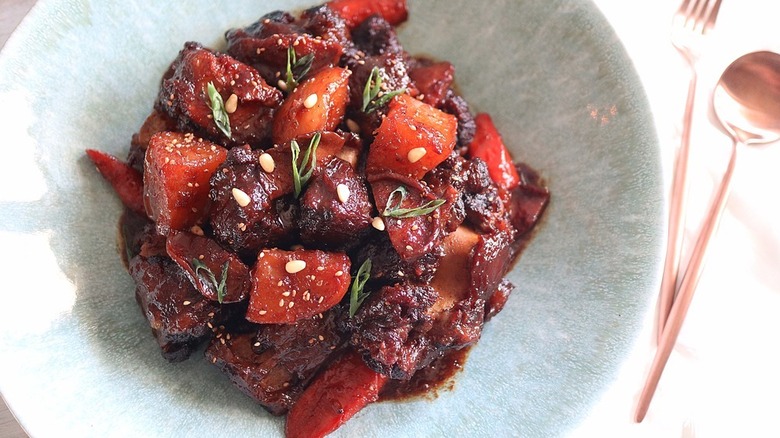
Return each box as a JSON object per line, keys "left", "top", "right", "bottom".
{"left": 0, "top": 0, "right": 663, "bottom": 436}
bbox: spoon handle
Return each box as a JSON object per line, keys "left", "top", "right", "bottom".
{"left": 657, "top": 70, "right": 698, "bottom": 342}
{"left": 635, "top": 139, "right": 738, "bottom": 422}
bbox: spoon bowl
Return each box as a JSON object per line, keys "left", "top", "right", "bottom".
{"left": 712, "top": 50, "right": 780, "bottom": 144}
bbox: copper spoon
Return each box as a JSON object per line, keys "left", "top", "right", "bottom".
{"left": 636, "top": 50, "right": 780, "bottom": 422}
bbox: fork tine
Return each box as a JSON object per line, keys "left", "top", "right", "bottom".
{"left": 702, "top": 0, "right": 724, "bottom": 34}
{"left": 677, "top": 0, "right": 693, "bottom": 15}
{"left": 688, "top": 0, "right": 708, "bottom": 32}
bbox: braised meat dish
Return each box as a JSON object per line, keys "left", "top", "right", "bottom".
{"left": 86, "top": 0, "right": 549, "bottom": 436}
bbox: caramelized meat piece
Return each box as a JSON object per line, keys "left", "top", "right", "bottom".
{"left": 441, "top": 90, "right": 476, "bottom": 149}
{"left": 345, "top": 51, "right": 416, "bottom": 138}
{"left": 157, "top": 42, "right": 282, "bottom": 147}
{"left": 208, "top": 146, "right": 297, "bottom": 256}
{"left": 166, "top": 232, "right": 251, "bottom": 303}
{"left": 508, "top": 162, "right": 550, "bottom": 236}
{"left": 300, "top": 4, "right": 353, "bottom": 51}
{"left": 299, "top": 156, "right": 372, "bottom": 249}
{"left": 368, "top": 171, "right": 453, "bottom": 261}
{"left": 226, "top": 32, "right": 343, "bottom": 87}
{"left": 205, "top": 309, "right": 344, "bottom": 415}
{"left": 130, "top": 254, "right": 221, "bottom": 362}
{"left": 350, "top": 232, "right": 441, "bottom": 284}
{"left": 462, "top": 157, "right": 509, "bottom": 233}
{"left": 485, "top": 279, "right": 514, "bottom": 322}
{"left": 350, "top": 282, "right": 439, "bottom": 379}
{"left": 409, "top": 59, "right": 455, "bottom": 109}
{"left": 351, "top": 14, "right": 403, "bottom": 56}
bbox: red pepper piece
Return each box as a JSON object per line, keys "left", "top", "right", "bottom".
{"left": 326, "top": 0, "right": 408, "bottom": 28}
{"left": 468, "top": 113, "right": 521, "bottom": 192}
{"left": 285, "top": 350, "right": 388, "bottom": 438}
{"left": 85, "top": 149, "right": 146, "bottom": 216}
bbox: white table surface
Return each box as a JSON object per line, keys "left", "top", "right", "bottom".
{"left": 2, "top": 0, "right": 779, "bottom": 437}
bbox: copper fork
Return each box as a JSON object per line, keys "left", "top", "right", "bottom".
{"left": 636, "top": 0, "right": 723, "bottom": 423}
{"left": 656, "top": 0, "right": 723, "bottom": 342}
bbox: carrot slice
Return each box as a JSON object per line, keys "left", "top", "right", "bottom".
{"left": 285, "top": 350, "right": 388, "bottom": 438}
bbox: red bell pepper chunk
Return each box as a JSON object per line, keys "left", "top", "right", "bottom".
{"left": 327, "top": 0, "right": 408, "bottom": 28}
{"left": 285, "top": 350, "right": 388, "bottom": 438}
{"left": 468, "top": 113, "right": 521, "bottom": 192}
{"left": 85, "top": 149, "right": 146, "bottom": 216}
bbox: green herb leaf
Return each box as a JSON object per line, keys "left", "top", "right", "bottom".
{"left": 192, "top": 259, "right": 230, "bottom": 304}
{"left": 285, "top": 46, "right": 315, "bottom": 92}
{"left": 291, "top": 132, "right": 321, "bottom": 198}
{"left": 349, "top": 258, "right": 373, "bottom": 317}
{"left": 361, "top": 66, "right": 406, "bottom": 114}
{"left": 381, "top": 185, "right": 446, "bottom": 218}
{"left": 207, "top": 82, "right": 232, "bottom": 139}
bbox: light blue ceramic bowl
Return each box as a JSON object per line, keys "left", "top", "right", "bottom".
{"left": 0, "top": 0, "right": 663, "bottom": 436}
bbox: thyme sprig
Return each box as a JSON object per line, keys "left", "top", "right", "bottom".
{"left": 291, "top": 132, "right": 321, "bottom": 198}
{"left": 382, "top": 186, "right": 446, "bottom": 218}
{"left": 206, "top": 81, "right": 231, "bottom": 139}
{"left": 285, "top": 46, "right": 314, "bottom": 92}
{"left": 192, "top": 259, "right": 230, "bottom": 303}
{"left": 361, "top": 66, "right": 406, "bottom": 113}
{"left": 349, "top": 258, "right": 373, "bottom": 317}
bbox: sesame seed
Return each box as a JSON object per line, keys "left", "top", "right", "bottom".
{"left": 303, "top": 93, "right": 318, "bottom": 108}
{"left": 259, "top": 310, "right": 267, "bottom": 315}
{"left": 282, "top": 291, "right": 290, "bottom": 297}
{"left": 285, "top": 259, "right": 307, "bottom": 274}
{"left": 336, "top": 184, "right": 350, "bottom": 203}
{"left": 225, "top": 94, "right": 238, "bottom": 113}
{"left": 411, "top": 224, "right": 419, "bottom": 231}
{"left": 238, "top": 222, "right": 246, "bottom": 231}
{"left": 317, "top": 266, "right": 325, "bottom": 271}
{"left": 335, "top": 270, "right": 343, "bottom": 277}
{"left": 279, "top": 299, "right": 285, "bottom": 307}
{"left": 199, "top": 254, "right": 205, "bottom": 260}
{"left": 258, "top": 153, "right": 275, "bottom": 173}
{"left": 371, "top": 217, "right": 385, "bottom": 231}
{"left": 259, "top": 252, "right": 265, "bottom": 258}
{"left": 207, "top": 322, "right": 213, "bottom": 329}
{"left": 407, "top": 147, "right": 427, "bottom": 163}
{"left": 318, "top": 335, "right": 324, "bottom": 341}
{"left": 277, "top": 280, "right": 284, "bottom": 286}
{"left": 405, "top": 245, "right": 413, "bottom": 251}
{"left": 277, "top": 38, "right": 283, "bottom": 45}
{"left": 253, "top": 341, "right": 261, "bottom": 347}
{"left": 318, "top": 297, "right": 324, "bottom": 304}
{"left": 231, "top": 187, "right": 251, "bottom": 207}
{"left": 288, "top": 301, "right": 295, "bottom": 308}
{"left": 190, "top": 225, "right": 205, "bottom": 236}
{"left": 277, "top": 79, "right": 287, "bottom": 91}
{"left": 182, "top": 300, "right": 191, "bottom": 306}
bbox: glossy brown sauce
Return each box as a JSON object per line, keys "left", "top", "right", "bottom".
{"left": 379, "top": 346, "right": 470, "bottom": 401}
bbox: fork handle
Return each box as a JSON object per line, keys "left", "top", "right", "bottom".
{"left": 635, "top": 139, "right": 738, "bottom": 422}
{"left": 657, "top": 68, "right": 698, "bottom": 341}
